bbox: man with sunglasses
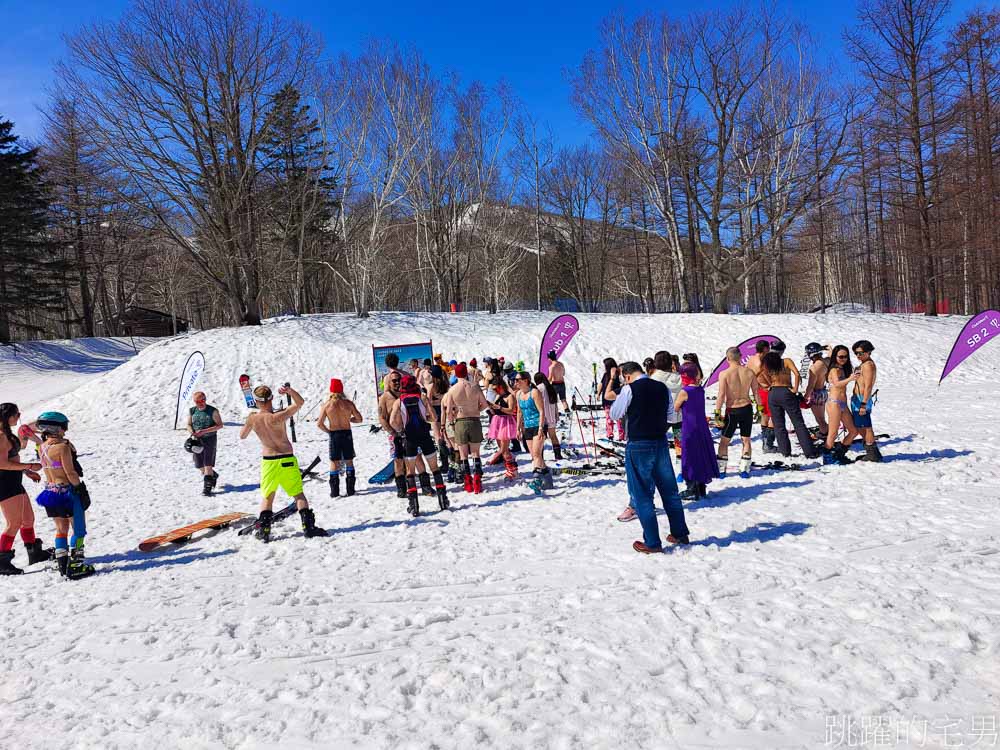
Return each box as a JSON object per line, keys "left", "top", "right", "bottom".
{"left": 187, "top": 391, "right": 223, "bottom": 496}
{"left": 609, "top": 361, "right": 690, "bottom": 553}
{"left": 851, "top": 340, "right": 882, "bottom": 462}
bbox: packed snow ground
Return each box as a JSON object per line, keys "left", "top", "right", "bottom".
{"left": 2, "top": 312, "right": 998, "bottom": 750}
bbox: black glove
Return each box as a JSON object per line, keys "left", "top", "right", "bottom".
{"left": 76, "top": 482, "right": 92, "bottom": 511}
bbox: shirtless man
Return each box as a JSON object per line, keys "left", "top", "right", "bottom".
{"left": 467, "top": 358, "right": 484, "bottom": 387}
{"left": 715, "top": 347, "right": 756, "bottom": 477}
{"left": 378, "top": 371, "right": 407, "bottom": 499}
{"left": 851, "top": 340, "right": 882, "bottom": 462}
{"left": 317, "top": 378, "right": 363, "bottom": 497}
{"left": 746, "top": 340, "right": 775, "bottom": 453}
{"left": 240, "top": 384, "right": 325, "bottom": 541}
{"left": 441, "top": 362, "right": 491, "bottom": 493}
{"left": 418, "top": 358, "right": 435, "bottom": 394}
{"left": 547, "top": 351, "right": 570, "bottom": 414}
{"left": 802, "top": 343, "right": 830, "bottom": 439}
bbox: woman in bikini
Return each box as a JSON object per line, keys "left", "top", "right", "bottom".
{"left": 823, "top": 345, "right": 861, "bottom": 466}
{"left": 0, "top": 403, "right": 46, "bottom": 576}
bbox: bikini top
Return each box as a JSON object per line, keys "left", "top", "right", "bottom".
{"left": 40, "top": 442, "right": 64, "bottom": 470}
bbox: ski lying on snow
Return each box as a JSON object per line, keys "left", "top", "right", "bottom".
{"left": 139, "top": 512, "right": 253, "bottom": 552}
{"left": 237, "top": 501, "right": 298, "bottom": 537}
{"left": 299, "top": 455, "right": 321, "bottom": 480}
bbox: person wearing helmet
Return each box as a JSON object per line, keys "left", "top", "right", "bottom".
{"left": 240, "top": 384, "right": 326, "bottom": 541}
{"left": 317, "top": 379, "right": 363, "bottom": 497}
{"left": 389, "top": 375, "right": 449, "bottom": 515}
{"left": 186, "top": 391, "right": 223, "bottom": 496}
{"left": 802, "top": 344, "right": 830, "bottom": 439}
{"left": 0, "top": 403, "right": 48, "bottom": 576}
{"left": 851, "top": 340, "right": 882, "bottom": 462}
{"left": 547, "top": 350, "right": 570, "bottom": 414}
{"left": 33, "top": 412, "right": 95, "bottom": 579}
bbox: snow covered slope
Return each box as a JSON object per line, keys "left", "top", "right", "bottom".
{"left": 2, "top": 312, "right": 999, "bottom": 750}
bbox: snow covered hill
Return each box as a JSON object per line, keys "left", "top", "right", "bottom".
{"left": 2, "top": 312, "right": 999, "bottom": 750}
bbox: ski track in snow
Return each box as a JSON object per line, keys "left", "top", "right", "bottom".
{"left": 1, "top": 312, "right": 999, "bottom": 750}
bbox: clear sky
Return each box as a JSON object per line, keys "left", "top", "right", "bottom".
{"left": 0, "top": 0, "right": 984, "bottom": 147}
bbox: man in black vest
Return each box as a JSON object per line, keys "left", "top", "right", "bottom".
{"left": 609, "top": 361, "right": 691, "bottom": 553}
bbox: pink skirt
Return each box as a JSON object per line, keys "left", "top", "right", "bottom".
{"left": 488, "top": 415, "right": 517, "bottom": 440}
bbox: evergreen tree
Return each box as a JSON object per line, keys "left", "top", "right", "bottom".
{"left": 0, "top": 116, "right": 62, "bottom": 343}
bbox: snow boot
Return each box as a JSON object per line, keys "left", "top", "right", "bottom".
{"left": 0, "top": 551, "right": 22, "bottom": 576}
{"left": 299, "top": 508, "right": 327, "bottom": 538}
{"left": 419, "top": 472, "right": 434, "bottom": 496}
{"left": 25, "top": 539, "right": 53, "bottom": 565}
{"left": 255, "top": 509, "right": 273, "bottom": 543}
{"left": 858, "top": 443, "right": 883, "bottom": 463}
{"left": 329, "top": 471, "right": 340, "bottom": 498}
{"left": 395, "top": 475, "right": 408, "bottom": 499}
{"left": 345, "top": 467, "right": 356, "bottom": 496}
{"left": 67, "top": 545, "right": 96, "bottom": 580}
{"left": 202, "top": 475, "right": 213, "bottom": 496}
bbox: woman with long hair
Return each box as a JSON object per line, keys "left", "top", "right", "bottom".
{"left": 533, "top": 372, "right": 562, "bottom": 461}
{"left": 0, "top": 403, "right": 46, "bottom": 575}
{"left": 487, "top": 379, "right": 518, "bottom": 480}
{"left": 672, "top": 364, "right": 718, "bottom": 499}
{"left": 514, "top": 371, "right": 551, "bottom": 489}
{"left": 823, "top": 345, "right": 861, "bottom": 465}
{"left": 762, "top": 352, "right": 818, "bottom": 459}
{"left": 599, "top": 358, "right": 625, "bottom": 441}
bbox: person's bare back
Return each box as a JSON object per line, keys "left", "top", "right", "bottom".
{"left": 443, "top": 379, "right": 489, "bottom": 421}
{"left": 240, "top": 385, "right": 301, "bottom": 456}
{"left": 549, "top": 360, "right": 566, "bottom": 383}
{"left": 719, "top": 364, "right": 754, "bottom": 409}
{"left": 319, "top": 397, "right": 362, "bottom": 432}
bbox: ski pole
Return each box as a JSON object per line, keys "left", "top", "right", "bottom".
{"left": 284, "top": 382, "right": 297, "bottom": 442}
{"left": 574, "top": 408, "right": 591, "bottom": 463}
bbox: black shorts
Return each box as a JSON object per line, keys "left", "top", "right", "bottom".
{"left": 328, "top": 429, "right": 356, "bottom": 461}
{"left": 523, "top": 426, "right": 540, "bottom": 441}
{"left": 193, "top": 434, "right": 218, "bottom": 468}
{"left": 722, "top": 405, "right": 754, "bottom": 439}
{"left": 403, "top": 429, "right": 436, "bottom": 459}
{"left": 553, "top": 382, "right": 567, "bottom": 401}
{"left": 0, "top": 471, "right": 25, "bottom": 503}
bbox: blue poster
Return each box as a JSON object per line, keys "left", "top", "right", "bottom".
{"left": 372, "top": 341, "right": 434, "bottom": 399}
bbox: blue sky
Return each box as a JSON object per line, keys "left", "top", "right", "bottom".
{"left": 0, "top": 0, "right": 984, "bottom": 146}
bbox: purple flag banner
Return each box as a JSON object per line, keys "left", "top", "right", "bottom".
{"left": 705, "top": 334, "right": 782, "bottom": 388}
{"left": 539, "top": 315, "right": 580, "bottom": 377}
{"left": 939, "top": 309, "right": 1000, "bottom": 383}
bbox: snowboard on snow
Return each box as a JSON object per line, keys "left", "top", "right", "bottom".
{"left": 369, "top": 460, "right": 396, "bottom": 485}
{"left": 239, "top": 374, "right": 255, "bottom": 409}
{"left": 139, "top": 512, "right": 252, "bottom": 552}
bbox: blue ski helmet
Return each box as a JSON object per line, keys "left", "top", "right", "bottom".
{"left": 36, "top": 411, "right": 69, "bottom": 429}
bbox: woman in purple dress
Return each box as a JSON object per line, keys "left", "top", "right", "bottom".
{"left": 673, "top": 362, "right": 718, "bottom": 499}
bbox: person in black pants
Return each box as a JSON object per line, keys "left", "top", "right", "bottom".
{"left": 762, "top": 352, "right": 819, "bottom": 459}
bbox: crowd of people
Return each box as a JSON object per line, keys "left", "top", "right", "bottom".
{"left": 0, "top": 335, "right": 882, "bottom": 575}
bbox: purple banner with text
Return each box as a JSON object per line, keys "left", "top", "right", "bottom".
{"left": 939, "top": 309, "right": 1000, "bottom": 383}
{"left": 705, "top": 334, "right": 782, "bottom": 388}
{"left": 539, "top": 315, "right": 580, "bottom": 377}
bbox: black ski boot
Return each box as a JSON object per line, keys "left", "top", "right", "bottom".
{"left": 26, "top": 539, "right": 54, "bottom": 565}
{"left": 299, "top": 507, "right": 327, "bottom": 538}
{"left": 395, "top": 475, "right": 408, "bottom": 499}
{"left": 553, "top": 445, "right": 563, "bottom": 461}
{"left": 0, "top": 551, "right": 23, "bottom": 576}
{"left": 345, "top": 468, "right": 356, "bottom": 496}
{"left": 55, "top": 550, "right": 69, "bottom": 577}
{"left": 542, "top": 466, "right": 554, "bottom": 490}
{"left": 858, "top": 443, "right": 883, "bottom": 462}
{"left": 329, "top": 472, "right": 340, "bottom": 498}
{"left": 406, "top": 476, "right": 420, "bottom": 517}
{"left": 419, "top": 472, "right": 434, "bottom": 496}
{"left": 202, "top": 475, "right": 213, "bottom": 496}
{"left": 433, "top": 470, "right": 449, "bottom": 510}
{"left": 66, "top": 545, "right": 96, "bottom": 580}
{"left": 762, "top": 427, "right": 777, "bottom": 454}
{"left": 210, "top": 470, "right": 220, "bottom": 490}
{"left": 255, "top": 509, "right": 273, "bottom": 543}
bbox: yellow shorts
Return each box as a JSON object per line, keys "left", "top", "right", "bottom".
{"left": 260, "top": 455, "right": 303, "bottom": 498}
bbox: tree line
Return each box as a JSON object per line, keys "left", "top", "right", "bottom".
{"left": 0, "top": 0, "right": 997, "bottom": 342}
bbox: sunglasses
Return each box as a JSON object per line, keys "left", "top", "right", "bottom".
{"left": 836, "top": 354, "right": 848, "bottom": 359}
{"left": 854, "top": 351, "right": 868, "bottom": 356}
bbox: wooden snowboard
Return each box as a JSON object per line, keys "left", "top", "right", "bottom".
{"left": 138, "top": 512, "right": 252, "bottom": 552}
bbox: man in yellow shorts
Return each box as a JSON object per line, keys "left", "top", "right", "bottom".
{"left": 240, "top": 384, "right": 326, "bottom": 542}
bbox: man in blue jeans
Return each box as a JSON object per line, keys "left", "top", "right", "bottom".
{"left": 609, "top": 361, "right": 691, "bottom": 553}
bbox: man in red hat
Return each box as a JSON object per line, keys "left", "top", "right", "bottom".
{"left": 317, "top": 378, "right": 363, "bottom": 497}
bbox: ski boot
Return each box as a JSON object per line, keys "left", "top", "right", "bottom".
{"left": 541, "top": 467, "right": 554, "bottom": 490}
{"left": 255, "top": 509, "right": 273, "bottom": 543}
{"left": 463, "top": 470, "right": 474, "bottom": 493}
{"left": 419, "top": 472, "right": 434, "bottom": 496}
{"left": 436, "top": 483, "right": 449, "bottom": 511}
{"left": 504, "top": 458, "right": 518, "bottom": 482}
{"left": 447, "top": 465, "right": 458, "bottom": 484}
{"left": 739, "top": 455, "right": 752, "bottom": 479}
{"left": 717, "top": 457, "right": 727, "bottom": 478}
{"left": 209, "top": 470, "right": 220, "bottom": 490}
{"left": 762, "top": 427, "right": 777, "bottom": 454}
{"left": 299, "top": 507, "right": 327, "bottom": 538}
{"left": 0, "top": 551, "right": 23, "bottom": 576}
{"left": 553, "top": 445, "right": 563, "bottom": 461}
{"left": 25, "top": 539, "right": 54, "bottom": 565}
{"left": 202, "top": 474, "right": 213, "bottom": 497}
{"left": 345, "top": 468, "right": 357, "bottom": 496}
{"left": 395, "top": 475, "right": 408, "bottom": 499}
{"left": 406, "top": 477, "right": 420, "bottom": 517}
{"left": 857, "top": 443, "right": 883, "bottom": 463}
{"left": 55, "top": 549, "right": 69, "bottom": 577}
{"left": 473, "top": 471, "right": 483, "bottom": 494}
{"left": 329, "top": 471, "right": 340, "bottom": 498}
{"left": 528, "top": 469, "right": 545, "bottom": 494}
{"left": 66, "top": 544, "right": 96, "bottom": 580}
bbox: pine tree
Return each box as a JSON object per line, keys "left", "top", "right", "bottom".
{"left": 0, "top": 116, "right": 63, "bottom": 343}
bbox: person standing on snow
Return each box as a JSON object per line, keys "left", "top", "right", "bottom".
{"left": 240, "top": 384, "right": 326, "bottom": 542}
{"left": 673, "top": 363, "right": 719, "bottom": 499}
{"left": 802, "top": 343, "right": 830, "bottom": 440}
{"left": 186, "top": 391, "right": 223, "bottom": 496}
{"left": 441, "top": 362, "right": 491, "bottom": 493}
{"left": 608, "top": 361, "right": 690, "bottom": 554}
{"left": 389, "top": 375, "right": 449, "bottom": 515}
{"left": 851, "top": 340, "right": 882, "bottom": 462}
{"left": 0, "top": 403, "right": 47, "bottom": 576}
{"left": 317, "top": 379, "right": 363, "bottom": 497}
{"left": 546, "top": 351, "right": 570, "bottom": 414}
{"left": 715, "top": 347, "right": 756, "bottom": 477}
{"left": 762, "top": 352, "right": 818, "bottom": 461}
